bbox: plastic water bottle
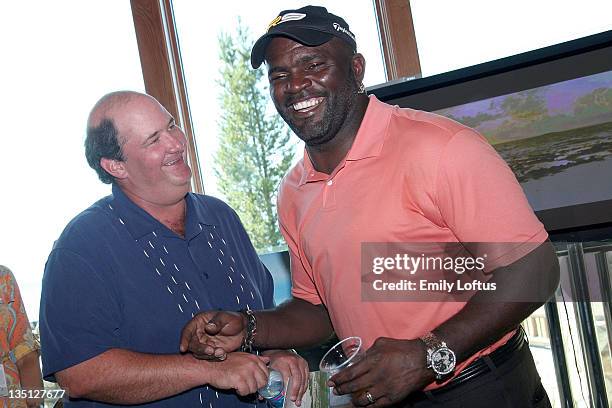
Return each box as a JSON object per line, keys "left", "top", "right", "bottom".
{"left": 258, "top": 369, "right": 285, "bottom": 408}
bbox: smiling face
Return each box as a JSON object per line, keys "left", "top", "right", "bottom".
{"left": 265, "top": 37, "right": 363, "bottom": 147}
{"left": 102, "top": 94, "right": 192, "bottom": 205}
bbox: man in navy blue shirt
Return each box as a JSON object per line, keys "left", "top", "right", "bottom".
{"left": 40, "top": 91, "right": 308, "bottom": 407}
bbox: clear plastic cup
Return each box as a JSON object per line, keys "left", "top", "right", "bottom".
{"left": 319, "top": 337, "right": 363, "bottom": 407}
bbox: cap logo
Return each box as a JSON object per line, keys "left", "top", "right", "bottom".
{"left": 332, "top": 22, "right": 355, "bottom": 41}
{"left": 267, "top": 12, "right": 307, "bottom": 31}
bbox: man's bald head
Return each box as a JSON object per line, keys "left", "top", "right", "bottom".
{"left": 87, "top": 90, "right": 142, "bottom": 129}
{"left": 85, "top": 91, "right": 148, "bottom": 184}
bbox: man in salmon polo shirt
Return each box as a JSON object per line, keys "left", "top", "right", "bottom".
{"left": 181, "top": 6, "right": 560, "bottom": 407}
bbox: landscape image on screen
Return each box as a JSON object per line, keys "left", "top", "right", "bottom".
{"left": 435, "top": 70, "right": 612, "bottom": 211}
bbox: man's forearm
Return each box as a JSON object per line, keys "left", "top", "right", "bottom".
{"left": 254, "top": 298, "right": 334, "bottom": 349}
{"left": 434, "top": 241, "right": 560, "bottom": 362}
{"left": 56, "top": 349, "right": 208, "bottom": 404}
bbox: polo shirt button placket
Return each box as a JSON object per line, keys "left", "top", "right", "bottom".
{"left": 323, "top": 178, "right": 336, "bottom": 208}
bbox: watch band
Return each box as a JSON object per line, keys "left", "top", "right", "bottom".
{"left": 420, "top": 331, "right": 444, "bottom": 350}
{"left": 239, "top": 308, "right": 257, "bottom": 353}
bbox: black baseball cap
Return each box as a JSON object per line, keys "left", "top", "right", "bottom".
{"left": 251, "top": 5, "right": 356, "bottom": 69}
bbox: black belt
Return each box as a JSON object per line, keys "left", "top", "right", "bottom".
{"left": 429, "top": 326, "right": 526, "bottom": 396}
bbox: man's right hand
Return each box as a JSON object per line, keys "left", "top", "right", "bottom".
{"left": 204, "top": 352, "right": 270, "bottom": 396}
{"left": 180, "top": 311, "right": 246, "bottom": 359}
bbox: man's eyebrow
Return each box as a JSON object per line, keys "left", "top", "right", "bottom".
{"left": 143, "top": 117, "right": 174, "bottom": 145}
{"left": 295, "top": 54, "right": 320, "bottom": 65}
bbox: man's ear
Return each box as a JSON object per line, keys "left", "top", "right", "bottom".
{"left": 100, "top": 157, "right": 127, "bottom": 180}
{"left": 352, "top": 53, "right": 366, "bottom": 85}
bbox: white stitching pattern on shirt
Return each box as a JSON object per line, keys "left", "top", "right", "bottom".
{"left": 108, "top": 200, "right": 262, "bottom": 405}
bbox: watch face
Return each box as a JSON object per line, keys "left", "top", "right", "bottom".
{"left": 431, "top": 347, "right": 456, "bottom": 375}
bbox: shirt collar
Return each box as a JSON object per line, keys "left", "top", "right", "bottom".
{"left": 345, "top": 95, "right": 391, "bottom": 161}
{"left": 110, "top": 184, "right": 218, "bottom": 240}
{"left": 298, "top": 95, "right": 392, "bottom": 185}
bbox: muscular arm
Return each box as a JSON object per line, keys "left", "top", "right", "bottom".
{"left": 254, "top": 298, "right": 334, "bottom": 349}
{"left": 330, "top": 241, "right": 560, "bottom": 407}
{"left": 435, "top": 240, "right": 560, "bottom": 361}
{"left": 55, "top": 349, "right": 269, "bottom": 404}
{"left": 181, "top": 297, "right": 334, "bottom": 357}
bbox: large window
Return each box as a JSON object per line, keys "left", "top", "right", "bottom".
{"left": 172, "top": 1, "right": 387, "bottom": 254}
{"left": 0, "top": 1, "right": 144, "bottom": 328}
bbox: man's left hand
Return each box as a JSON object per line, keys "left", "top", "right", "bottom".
{"left": 263, "top": 349, "right": 310, "bottom": 407}
{"left": 329, "top": 337, "right": 435, "bottom": 407}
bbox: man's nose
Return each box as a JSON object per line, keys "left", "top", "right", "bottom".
{"left": 286, "top": 74, "right": 311, "bottom": 94}
{"left": 165, "top": 130, "right": 186, "bottom": 151}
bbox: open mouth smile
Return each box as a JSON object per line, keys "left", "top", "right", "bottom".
{"left": 163, "top": 157, "right": 183, "bottom": 166}
{"left": 291, "top": 97, "right": 324, "bottom": 112}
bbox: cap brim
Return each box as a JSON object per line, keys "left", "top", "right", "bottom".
{"left": 251, "top": 28, "right": 333, "bottom": 69}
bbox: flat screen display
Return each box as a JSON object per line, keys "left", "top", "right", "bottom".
{"left": 372, "top": 31, "right": 612, "bottom": 232}
{"left": 434, "top": 70, "right": 612, "bottom": 212}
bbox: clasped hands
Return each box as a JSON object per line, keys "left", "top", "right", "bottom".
{"left": 180, "top": 311, "right": 309, "bottom": 405}
{"left": 180, "top": 311, "right": 435, "bottom": 407}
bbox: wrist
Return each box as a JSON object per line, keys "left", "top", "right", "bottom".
{"left": 419, "top": 332, "right": 457, "bottom": 381}
{"left": 239, "top": 309, "right": 257, "bottom": 352}
{"left": 184, "top": 354, "right": 215, "bottom": 387}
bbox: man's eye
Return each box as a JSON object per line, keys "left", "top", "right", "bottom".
{"left": 270, "top": 73, "right": 287, "bottom": 82}
{"left": 307, "top": 62, "right": 321, "bottom": 70}
{"left": 168, "top": 123, "right": 177, "bottom": 130}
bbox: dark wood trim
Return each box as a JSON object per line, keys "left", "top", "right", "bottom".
{"left": 373, "top": 0, "right": 421, "bottom": 81}
{"left": 160, "top": 0, "right": 203, "bottom": 194}
{"left": 130, "top": 0, "right": 204, "bottom": 193}
{"left": 131, "top": 0, "right": 177, "bottom": 117}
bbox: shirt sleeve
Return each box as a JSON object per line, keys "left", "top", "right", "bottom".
{"left": 278, "top": 219, "right": 323, "bottom": 305}
{"left": 40, "top": 248, "right": 121, "bottom": 381}
{"left": 435, "top": 129, "right": 548, "bottom": 270}
{"left": 0, "top": 266, "right": 38, "bottom": 362}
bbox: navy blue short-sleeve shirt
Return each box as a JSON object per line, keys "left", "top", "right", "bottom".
{"left": 40, "top": 184, "right": 274, "bottom": 407}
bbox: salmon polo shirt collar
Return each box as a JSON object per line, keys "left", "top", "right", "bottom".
{"left": 298, "top": 95, "right": 392, "bottom": 186}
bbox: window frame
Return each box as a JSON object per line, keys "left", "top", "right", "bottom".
{"left": 373, "top": 0, "right": 422, "bottom": 80}
{"left": 130, "top": 0, "right": 204, "bottom": 193}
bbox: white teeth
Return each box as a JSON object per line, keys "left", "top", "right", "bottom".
{"left": 293, "top": 98, "right": 322, "bottom": 111}
{"left": 164, "top": 158, "right": 180, "bottom": 166}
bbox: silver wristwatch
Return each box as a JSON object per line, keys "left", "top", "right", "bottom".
{"left": 419, "top": 332, "right": 456, "bottom": 380}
